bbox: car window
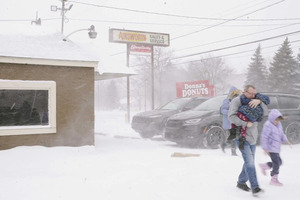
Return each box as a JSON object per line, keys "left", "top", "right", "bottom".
{"left": 159, "top": 98, "right": 191, "bottom": 110}
{"left": 183, "top": 99, "right": 207, "bottom": 110}
{"left": 278, "top": 96, "right": 300, "bottom": 109}
{"left": 193, "top": 96, "right": 226, "bottom": 111}
{"left": 268, "top": 96, "right": 279, "bottom": 109}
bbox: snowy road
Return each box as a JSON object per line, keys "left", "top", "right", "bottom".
{"left": 0, "top": 111, "right": 299, "bottom": 200}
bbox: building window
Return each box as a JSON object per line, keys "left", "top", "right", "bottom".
{"left": 0, "top": 80, "right": 56, "bottom": 136}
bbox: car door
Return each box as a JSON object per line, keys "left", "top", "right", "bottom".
{"left": 277, "top": 95, "right": 300, "bottom": 129}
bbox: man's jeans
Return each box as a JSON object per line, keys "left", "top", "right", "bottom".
{"left": 236, "top": 140, "right": 259, "bottom": 189}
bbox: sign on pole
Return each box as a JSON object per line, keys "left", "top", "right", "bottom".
{"left": 129, "top": 44, "right": 152, "bottom": 55}
{"left": 109, "top": 28, "right": 170, "bottom": 117}
{"left": 109, "top": 29, "right": 169, "bottom": 47}
{"left": 176, "top": 80, "right": 216, "bottom": 98}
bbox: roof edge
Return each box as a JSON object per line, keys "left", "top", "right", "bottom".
{"left": 0, "top": 56, "right": 98, "bottom": 68}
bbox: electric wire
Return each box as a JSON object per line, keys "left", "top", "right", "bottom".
{"left": 172, "top": 0, "right": 286, "bottom": 40}
{"left": 170, "top": 39, "right": 300, "bottom": 66}
{"left": 69, "top": 0, "right": 297, "bottom": 22}
{"left": 172, "top": 30, "right": 300, "bottom": 60}
{"left": 176, "top": 22, "right": 300, "bottom": 52}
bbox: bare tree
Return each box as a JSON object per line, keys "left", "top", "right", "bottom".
{"left": 130, "top": 47, "right": 176, "bottom": 110}
{"left": 185, "top": 55, "right": 233, "bottom": 95}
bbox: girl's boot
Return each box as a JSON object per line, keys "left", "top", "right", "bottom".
{"left": 259, "top": 163, "right": 270, "bottom": 175}
{"left": 270, "top": 175, "right": 283, "bottom": 186}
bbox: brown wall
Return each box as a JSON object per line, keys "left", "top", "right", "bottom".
{"left": 0, "top": 63, "right": 94, "bottom": 150}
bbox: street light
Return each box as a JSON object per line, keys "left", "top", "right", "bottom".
{"left": 63, "top": 25, "right": 98, "bottom": 41}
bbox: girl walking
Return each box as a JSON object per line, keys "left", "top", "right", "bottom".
{"left": 259, "top": 109, "right": 291, "bottom": 186}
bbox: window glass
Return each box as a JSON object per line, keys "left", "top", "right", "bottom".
{"left": 278, "top": 96, "right": 300, "bottom": 109}
{"left": 194, "top": 96, "right": 226, "bottom": 111}
{"left": 159, "top": 98, "right": 191, "bottom": 110}
{"left": 0, "top": 90, "right": 48, "bottom": 126}
{"left": 183, "top": 99, "right": 207, "bottom": 110}
{"left": 0, "top": 80, "right": 56, "bottom": 136}
{"left": 268, "top": 96, "right": 279, "bottom": 109}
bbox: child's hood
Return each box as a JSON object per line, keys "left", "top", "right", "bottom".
{"left": 227, "top": 86, "right": 237, "bottom": 98}
{"left": 268, "top": 109, "right": 283, "bottom": 123}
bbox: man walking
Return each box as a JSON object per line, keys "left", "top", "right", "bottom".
{"left": 228, "top": 85, "right": 268, "bottom": 197}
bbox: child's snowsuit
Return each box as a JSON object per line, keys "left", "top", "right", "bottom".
{"left": 228, "top": 93, "right": 270, "bottom": 149}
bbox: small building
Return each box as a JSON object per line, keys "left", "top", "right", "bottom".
{"left": 0, "top": 27, "right": 99, "bottom": 150}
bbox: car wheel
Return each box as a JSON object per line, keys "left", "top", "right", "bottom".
{"left": 204, "top": 125, "right": 226, "bottom": 149}
{"left": 285, "top": 122, "right": 300, "bottom": 144}
{"left": 139, "top": 131, "right": 156, "bottom": 139}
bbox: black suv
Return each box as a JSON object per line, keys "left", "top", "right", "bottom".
{"left": 131, "top": 97, "right": 209, "bottom": 138}
{"left": 164, "top": 93, "right": 300, "bottom": 148}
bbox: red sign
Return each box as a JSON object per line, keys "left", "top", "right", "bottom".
{"left": 129, "top": 44, "right": 152, "bottom": 53}
{"left": 176, "top": 80, "right": 215, "bottom": 98}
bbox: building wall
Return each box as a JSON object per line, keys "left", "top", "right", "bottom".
{"left": 0, "top": 63, "right": 94, "bottom": 150}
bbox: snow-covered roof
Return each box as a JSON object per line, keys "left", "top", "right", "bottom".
{"left": 0, "top": 25, "right": 137, "bottom": 79}
{"left": 0, "top": 25, "right": 99, "bottom": 67}
{"left": 95, "top": 65, "right": 137, "bottom": 80}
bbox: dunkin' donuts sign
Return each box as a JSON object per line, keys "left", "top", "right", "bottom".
{"left": 176, "top": 80, "right": 215, "bottom": 98}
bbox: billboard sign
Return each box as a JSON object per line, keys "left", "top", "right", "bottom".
{"left": 176, "top": 80, "right": 216, "bottom": 98}
{"left": 109, "top": 28, "right": 169, "bottom": 46}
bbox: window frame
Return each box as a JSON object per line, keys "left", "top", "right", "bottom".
{"left": 0, "top": 80, "right": 56, "bottom": 136}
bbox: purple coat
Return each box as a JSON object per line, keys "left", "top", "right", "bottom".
{"left": 260, "top": 109, "right": 288, "bottom": 153}
{"left": 221, "top": 86, "right": 237, "bottom": 130}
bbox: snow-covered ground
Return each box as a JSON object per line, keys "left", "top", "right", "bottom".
{"left": 0, "top": 110, "right": 299, "bottom": 200}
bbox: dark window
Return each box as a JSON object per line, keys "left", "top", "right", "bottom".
{"left": 194, "top": 96, "right": 226, "bottom": 111}
{"left": 278, "top": 96, "right": 300, "bottom": 109}
{"left": 268, "top": 96, "right": 279, "bottom": 109}
{"left": 0, "top": 90, "right": 48, "bottom": 126}
{"left": 159, "top": 98, "right": 192, "bottom": 110}
{"left": 183, "top": 99, "right": 207, "bottom": 110}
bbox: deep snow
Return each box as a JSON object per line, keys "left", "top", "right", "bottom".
{"left": 0, "top": 110, "right": 299, "bottom": 200}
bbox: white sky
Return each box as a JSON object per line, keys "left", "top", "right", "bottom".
{"left": 1, "top": 0, "right": 300, "bottom": 73}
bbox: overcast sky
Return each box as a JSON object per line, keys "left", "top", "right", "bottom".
{"left": 1, "top": 0, "right": 300, "bottom": 73}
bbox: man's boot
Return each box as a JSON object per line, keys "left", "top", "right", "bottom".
{"left": 270, "top": 174, "right": 283, "bottom": 186}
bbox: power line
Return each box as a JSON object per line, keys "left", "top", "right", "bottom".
{"left": 176, "top": 22, "right": 300, "bottom": 52}
{"left": 172, "top": 30, "right": 300, "bottom": 60}
{"left": 128, "top": 39, "right": 300, "bottom": 69}
{"left": 172, "top": 0, "right": 286, "bottom": 40}
{"left": 66, "top": 17, "right": 298, "bottom": 27}
{"left": 69, "top": 0, "right": 296, "bottom": 22}
{"left": 171, "top": 39, "right": 300, "bottom": 66}
{"left": 0, "top": 18, "right": 61, "bottom": 22}
{"left": 1, "top": 16, "right": 298, "bottom": 28}
{"left": 108, "top": 22, "right": 300, "bottom": 57}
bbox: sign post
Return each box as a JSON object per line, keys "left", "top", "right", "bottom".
{"left": 109, "top": 29, "right": 169, "bottom": 121}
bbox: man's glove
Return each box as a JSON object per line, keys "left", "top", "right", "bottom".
{"left": 238, "top": 137, "right": 246, "bottom": 150}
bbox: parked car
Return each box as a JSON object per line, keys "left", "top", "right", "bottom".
{"left": 131, "top": 97, "right": 209, "bottom": 138}
{"left": 164, "top": 93, "right": 300, "bottom": 149}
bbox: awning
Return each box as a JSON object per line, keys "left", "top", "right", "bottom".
{"left": 95, "top": 65, "right": 137, "bottom": 80}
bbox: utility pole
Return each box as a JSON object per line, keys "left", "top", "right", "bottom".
{"left": 61, "top": 0, "right": 66, "bottom": 34}
{"left": 51, "top": 0, "right": 73, "bottom": 34}
{"left": 151, "top": 47, "right": 155, "bottom": 110}
{"left": 126, "top": 44, "right": 131, "bottom": 122}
